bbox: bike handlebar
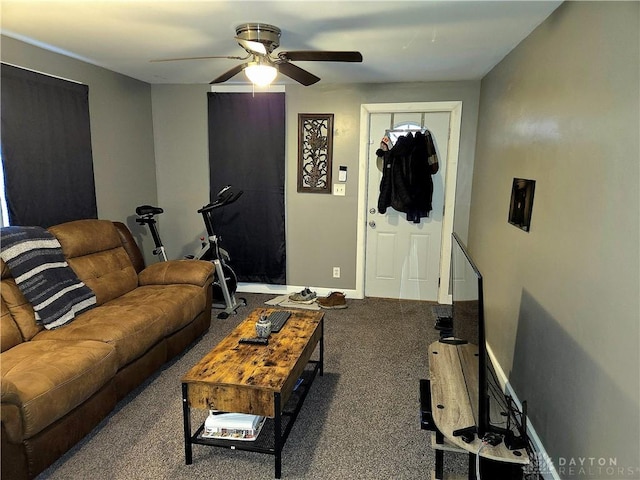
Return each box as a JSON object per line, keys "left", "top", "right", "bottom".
{"left": 198, "top": 188, "right": 243, "bottom": 214}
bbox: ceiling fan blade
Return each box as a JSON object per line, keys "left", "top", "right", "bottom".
{"left": 150, "top": 55, "right": 247, "bottom": 62}
{"left": 210, "top": 63, "right": 247, "bottom": 84}
{"left": 279, "top": 51, "right": 363, "bottom": 63}
{"left": 277, "top": 62, "right": 320, "bottom": 86}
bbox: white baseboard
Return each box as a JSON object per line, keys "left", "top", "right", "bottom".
{"left": 485, "top": 343, "right": 560, "bottom": 480}
{"left": 237, "top": 283, "right": 360, "bottom": 299}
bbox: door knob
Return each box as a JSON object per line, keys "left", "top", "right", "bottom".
{"left": 369, "top": 208, "right": 376, "bottom": 214}
{"left": 369, "top": 221, "right": 376, "bottom": 228}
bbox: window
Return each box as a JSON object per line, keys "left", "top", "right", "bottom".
{"left": 387, "top": 121, "right": 424, "bottom": 144}
{"left": 0, "top": 63, "right": 97, "bottom": 228}
{"left": 207, "top": 92, "right": 286, "bottom": 284}
{"left": 0, "top": 152, "right": 9, "bottom": 227}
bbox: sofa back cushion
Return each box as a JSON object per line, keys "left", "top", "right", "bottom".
{"left": 1, "top": 263, "right": 43, "bottom": 341}
{"left": 113, "top": 221, "right": 145, "bottom": 274}
{"left": 1, "top": 298, "right": 25, "bottom": 351}
{"left": 48, "top": 220, "right": 138, "bottom": 306}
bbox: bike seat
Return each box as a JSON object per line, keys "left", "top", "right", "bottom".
{"left": 136, "top": 205, "right": 163, "bottom": 216}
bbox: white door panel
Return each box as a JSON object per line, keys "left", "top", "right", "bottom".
{"left": 375, "top": 232, "right": 396, "bottom": 279}
{"left": 365, "top": 110, "right": 451, "bottom": 300}
{"left": 408, "top": 233, "right": 430, "bottom": 281}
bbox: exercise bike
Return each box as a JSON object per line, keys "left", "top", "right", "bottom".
{"left": 135, "top": 186, "right": 246, "bottom": 319}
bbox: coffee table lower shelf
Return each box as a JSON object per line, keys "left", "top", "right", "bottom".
{"left": 183, "top": 361, "right": 321, "bottom": 478}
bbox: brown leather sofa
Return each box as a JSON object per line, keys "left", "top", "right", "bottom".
{"left": 1, "top": 219, "right": 214, "bottom": 479}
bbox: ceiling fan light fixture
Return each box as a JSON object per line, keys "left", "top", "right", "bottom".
{"left": 170, "top": 23, "right": 361, "bottom": 86}
{"left": 244, "top": 62, "right": 278, "bottom": 87}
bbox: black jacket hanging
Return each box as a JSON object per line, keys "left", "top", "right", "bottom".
{"left": 377, "top": 133, "right": 413, "bottom": 215}
{"left": 376, "top": 130, "right": 439, "bottom": 223}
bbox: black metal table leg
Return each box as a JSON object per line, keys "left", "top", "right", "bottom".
{"left": 468, "top": 452, "right": 477, "bottom": 480}
{"left": 182, "top": 383, "right": 193, "bottom": 464}
{"left": 319, "top": 319, "right": 324, "bottom": 376}
{"left": 435, "top": 430, "right": 444, "bottom": 479}
{"left": 274, "top": 393, "right": 282, "bottom": 478}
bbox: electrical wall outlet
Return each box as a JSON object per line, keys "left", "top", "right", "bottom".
{"left": 333, "top": 184, "right": 346, "bottom": 196}
{"left": 332, "top": 267, "right": 341, "bottom": 278}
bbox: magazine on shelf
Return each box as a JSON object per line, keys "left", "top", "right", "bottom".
{"left": 202, "top": 412, "right": 266, "bottom": 441}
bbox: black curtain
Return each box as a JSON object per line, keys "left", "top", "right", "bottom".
{"left": 1, "top": 63, "right": 97, "bottom": 228}
{"left": 207, "top": 92, "right": 286, "bottom": 284}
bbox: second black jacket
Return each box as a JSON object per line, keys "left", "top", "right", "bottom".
{"left": 377, "top": 131, "right": 439, "bottom": 223}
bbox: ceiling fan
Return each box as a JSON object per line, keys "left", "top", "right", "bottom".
{"left": 152, "top": 23, "right": 363, "bottom": 86}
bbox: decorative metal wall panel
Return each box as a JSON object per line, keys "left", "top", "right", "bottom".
{"left": 297, "top": 113, "right": 333, "bottom": 193}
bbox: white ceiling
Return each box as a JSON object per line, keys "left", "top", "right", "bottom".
{"left": 1, "top": 1, "right": 562, "bottom": 85}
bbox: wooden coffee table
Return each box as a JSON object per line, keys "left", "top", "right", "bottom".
{"left": 181, "top": 308, "right": 324, "bottom": 478}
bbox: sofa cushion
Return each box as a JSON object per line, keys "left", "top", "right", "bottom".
{"left": 0, "top": 299, "right": 22, "bottom": 352}
{"left": 138, "top": 260, "right": 213, "bottom": 287}
{"left": 1, "top": 299, "right": 23, "bottom": 352}
{"left": 32, "top": 300, "right": 167, "bottom": 369}
{"left": 0, "top": 277, "right": 42, "bottom": 341}
{"left": 126, "top": 284, "right": 208, "bottom": 336}
{"left": 48, "top": 219, "right": 122, "bottom": 259}
{"left": 0, "top": 225, "right": 97, "bottom": 330}
{"left": 48, "top": 220, "right": 138, "bottom": 306}
{"left": 0, "top": 339, "right": 117, "bottom": 440}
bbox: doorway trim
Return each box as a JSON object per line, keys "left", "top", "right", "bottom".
{"left": 355, "top": 101, "right": 462, "bottom": 303}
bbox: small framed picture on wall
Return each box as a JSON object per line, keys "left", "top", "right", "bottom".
{"left": 508, "top": 178, "right": 536, "bottom": 232}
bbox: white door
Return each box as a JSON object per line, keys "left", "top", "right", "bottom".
{"left": 365, "top": 110, "right": 451, "bottom": 301}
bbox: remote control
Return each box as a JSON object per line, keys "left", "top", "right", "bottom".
{"left": 239, "top": 337, "right": 268, "bottom": 345}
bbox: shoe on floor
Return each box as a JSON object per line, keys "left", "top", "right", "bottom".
{"left": 289, "top": 287, "right": 317, "bottom": 303}
{"left": 317, "top": 292, "right": 347, "bottom": 309}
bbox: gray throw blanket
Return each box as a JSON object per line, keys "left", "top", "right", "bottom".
{"left": 1, "top": 226, "right": 96, "bottom": 329}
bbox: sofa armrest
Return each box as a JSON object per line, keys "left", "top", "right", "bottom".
{"left": 1, "top": 377, "right": 23, "bottom": 443}
{"left": 1, "top": 377, "right": 20, "bottom": 406}
{"left": 138, "top": 260, "right": 214, "bottom": 287}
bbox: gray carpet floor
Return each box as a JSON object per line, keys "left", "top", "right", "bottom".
{"left": 39, "top": 293, "right": 469, "bottom": 479}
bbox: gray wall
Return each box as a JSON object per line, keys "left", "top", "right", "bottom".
{"left": 1, "top": 35, "right": 480, "bottom": 288}
{"left": 151, "top": 81, "right": 480, "bottom": 290}
{"left": 150, "top": 84, "right": 212, "bottom": 260}
{"left": 285, "top": 83, "right": 481, "bottom": 290}
{"left": 470, "top": 2, "right": 639, "bottom": 473}
{"left": 1, "top": 36, "right": 158, "bottom": 262}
